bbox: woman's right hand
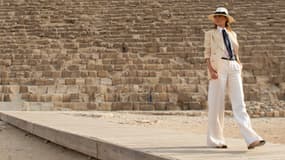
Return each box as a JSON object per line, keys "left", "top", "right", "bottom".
{"left": 206, "top": 58, "right": 218, "bottom": 79}
{"left": 210, "top": 68, "right": 218, "bottom": 79}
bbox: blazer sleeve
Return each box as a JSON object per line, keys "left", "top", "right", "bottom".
{"left": 232, "top": 31, "right": 239, "bottom": 54}
{"left": 204, "top": 30, "right": 211, "bottom": 59}
{"left": 233, "top": 31, "right": 239, "bottom": 48}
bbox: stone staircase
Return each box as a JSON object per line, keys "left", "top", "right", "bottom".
{"left": 0, "top": 0, "right": 284, "bottom": 113}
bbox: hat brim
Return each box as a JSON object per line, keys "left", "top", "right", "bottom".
{"left": 208, "top": 14, "right": 235, "bottom": 23}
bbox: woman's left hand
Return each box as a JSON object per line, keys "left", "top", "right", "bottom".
{"left": 237, "top": 61, "right": 243, "bottom": 70}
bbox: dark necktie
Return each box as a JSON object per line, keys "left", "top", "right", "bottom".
{"left": 222, "top": 29, "right": 233, "bottom": 59}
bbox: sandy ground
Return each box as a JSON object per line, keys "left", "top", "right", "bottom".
{"left": 0, "top": 121, "right": 96, "bottom": 160}
{"left": 82, "top": 111, "right": 285, "bottom": 145}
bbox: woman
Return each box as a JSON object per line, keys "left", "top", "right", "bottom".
{"left": 204, "top": 7, "right": 266, "bottom": 149}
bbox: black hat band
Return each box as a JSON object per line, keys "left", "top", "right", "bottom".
{"left": 214, "top": 11, "right": 227, "bottom": 15}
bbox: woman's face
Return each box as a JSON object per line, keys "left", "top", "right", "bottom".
{"left": 213, "top": 15, "right": 227, "bottom": 27}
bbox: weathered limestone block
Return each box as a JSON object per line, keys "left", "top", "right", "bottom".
{"left": 96, "top": 103, "right": 112, "bottom": 111}
{"left": 3, "top": 94, "right": 11, "bottom": 102}
{"left": 19, "top": 86, "right": 28, "bottom": 93}
{"left": 65, "top": 79, "right": 76, "bottom": 85}
{"left": 104, "top": 94, "right": 118, "bottom": 102}
{"left": 40, "top": 95, "right": 52, "bottom": 102}
{"left": 69, "top": 93, "right": 80, "bottom": 102}
{"left": 0, "top": 71, "right": 8, "bottom": 78}
{"left": 0, "top": 60, "right": 11, "bottom": 66}
{"left": 159, "top": 77, "right": 172, "bottom": 84}
{"left": 111, "top": 102, "right": 134, "bottom": 110}
{"left": 28, "top": 94, "right": 39, "bottom": 102}
{"left": 133, "top": 103, "right": 154, "bottom": 111}
{"left": 42, "top": 71, "right": 61, "bottom": 78}
{"left": 63, "top": 94, "right": 71, "bottom": 102}
{"left": 87, "top": 102, "right": 97, "bottom": 110}
{"left": 51, "top": 95, "right": 63, "bottom": 102}
{"left": 152, "top": 93, "right": 169, "bottom": 102}
{"left": 33, "top": 79, "right": 55, "bottom": 86}
{"left": 35, "top": 65, "right": 53, "bottom": 71}
{"left": 97, "top": 71, "right": 109, "bottom": 78}
{"left": 100, "top": 78, "right": 112, "bottom": 85}
{"left": 165, "top": 103, "right": 181, "bottom": 110}
{"left": 62, "top": 71, "right": 81, "bottom": 78}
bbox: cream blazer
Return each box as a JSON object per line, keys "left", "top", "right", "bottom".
{"left": 204, "top": 28, "right": 239, "bottom": 80}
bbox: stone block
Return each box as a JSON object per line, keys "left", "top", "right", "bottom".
{"left": 3, "top": 94, "right": 11, "bottom": 102}
{"left": 65, "top": 79, "right": 76, "bottom": 85}
{"left": 111, "top": 102, "right": 133, "bottom": 110}
{"left": 159, "top": 77, "right": 172, "bottom": 84}
{"left": 97, "top": 71, "right": 109, "bottom": 78}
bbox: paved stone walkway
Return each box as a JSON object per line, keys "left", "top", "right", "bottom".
{"left": 0, "top": 111, "right": 284, "bottom": 160}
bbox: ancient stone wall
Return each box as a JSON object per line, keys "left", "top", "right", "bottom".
{"left": 0, "top": 0, "right": 284, "bottom": 115}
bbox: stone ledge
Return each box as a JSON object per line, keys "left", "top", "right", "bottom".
{"left": 0, "top": 112, "right": 171, "bottom": 160}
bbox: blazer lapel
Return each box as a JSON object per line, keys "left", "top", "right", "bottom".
{"left": 213, "top": 29, "right": 238, "bottom": 51}
{"left": 213, "top": 30, "right": 225, "bottom": 50}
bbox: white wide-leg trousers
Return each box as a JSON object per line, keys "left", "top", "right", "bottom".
{"left": 207, "top": 59, "right": 263, "bottom": 146}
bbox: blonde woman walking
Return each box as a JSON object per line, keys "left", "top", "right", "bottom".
{"left": 204, "top": 7, "right": 266, "bottom": 149}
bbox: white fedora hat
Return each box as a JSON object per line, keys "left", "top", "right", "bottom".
{"left": 208, "top": 7, "right": 235, "bottom": 23}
